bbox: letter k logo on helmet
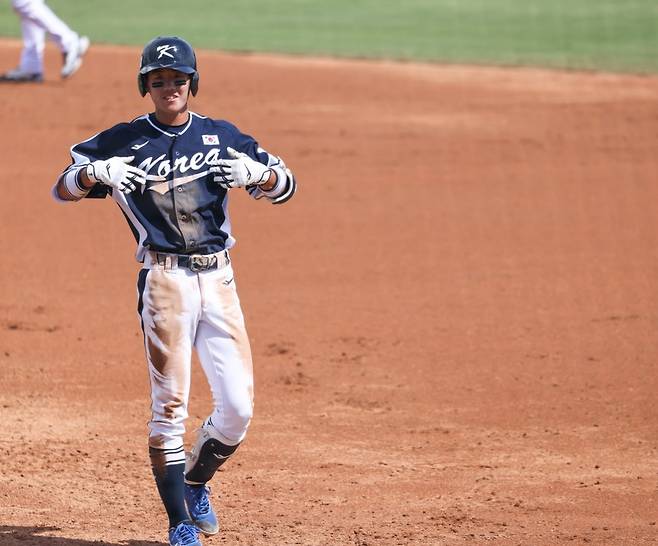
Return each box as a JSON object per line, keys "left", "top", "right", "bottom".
{"left": 157, "top": 45, "right": 177, "bottom": 59}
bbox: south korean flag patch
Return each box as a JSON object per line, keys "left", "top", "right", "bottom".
{"left": 202, "top": 134, "right": 219, "bottom": 145}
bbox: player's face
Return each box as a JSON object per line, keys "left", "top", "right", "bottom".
{"left": 147, "top": 69, "right": 191, "bottom": 123}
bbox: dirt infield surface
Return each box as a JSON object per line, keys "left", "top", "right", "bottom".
{"left": 1, "top": 40, "right": 657, "bottom": 545}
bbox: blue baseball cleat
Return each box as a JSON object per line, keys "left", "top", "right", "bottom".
{"left": 168, "top": 520, "right": 202, "bottom": 546}
{"left": 184, "top": 484, "right": 219, "bottom": 535}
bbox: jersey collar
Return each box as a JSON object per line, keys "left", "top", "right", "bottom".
{"left": 147, "top": 112, "right": 194, "bottom": 137}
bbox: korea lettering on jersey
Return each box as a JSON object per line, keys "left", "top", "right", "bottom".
{"left": 57, "top": 112, "right": 296, "bottom": 261}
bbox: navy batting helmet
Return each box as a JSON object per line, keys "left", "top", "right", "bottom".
{"left": 138, "top": 36, "right": 199, "bottom": 97}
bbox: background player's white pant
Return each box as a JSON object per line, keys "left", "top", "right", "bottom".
{"left": 12, "top": 0, "right": 78, "bottom": 73}
{"left": 137, "top": 257, "right": 254, "bottom": 464}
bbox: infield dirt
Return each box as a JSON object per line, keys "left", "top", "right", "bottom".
{"left": 1, "top": 40, "right": 657, "bottom": 545}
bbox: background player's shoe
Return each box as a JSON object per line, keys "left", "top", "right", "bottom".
{"left": 184, "top": 484, "right": 219, "bottom": 535}
{"left": 0, "top": 68, "right": 43, "bottom": 83}
{"left": 168, "top": 520, "right": 202, "bottom": 546}
{"left": 61, "top": 35, "right": 90, "bottom": 79}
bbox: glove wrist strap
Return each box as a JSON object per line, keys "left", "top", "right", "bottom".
{"left": 259, "top": 167, "right": 285, "bottom": 194}
{"left": 85, "top": 163, "right": 100, "bottom": 185}
{"left": 256, "top": 168, "right": 275, "bottom": 187}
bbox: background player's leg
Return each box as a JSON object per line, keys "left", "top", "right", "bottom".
{"left": 11, "top": 0, "right": 88, "bottom": 78}
{"left": 12, "top": 0, "right": 78, "bottom": 54}
{"left": 17, "top": 18, "right": 45, "bottom": 75}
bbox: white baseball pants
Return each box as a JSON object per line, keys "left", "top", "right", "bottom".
{"left": 137, "top": 253, "right": 254, "bottom": 464}
{"left": 12, "top": 0, "right": 78, "bottom": 73}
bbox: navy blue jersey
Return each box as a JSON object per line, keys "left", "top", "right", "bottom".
{"left": 56, "top": 112, "right": 296, "bottom": 261}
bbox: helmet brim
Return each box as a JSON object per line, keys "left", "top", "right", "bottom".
{"left": 139, "top": 62, "right": 196, "bottom": 75}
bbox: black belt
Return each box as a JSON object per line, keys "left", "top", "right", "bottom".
{"left": 152, "top": 251, "right": 230, "bottom": 272}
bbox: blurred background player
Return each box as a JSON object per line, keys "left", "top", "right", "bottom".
{"left": 0, "top": 0, "right": 89, "bottom": 82}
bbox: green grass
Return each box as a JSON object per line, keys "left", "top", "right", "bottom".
{"left": 0, "top": 0, "right": 656, "bottom": 72}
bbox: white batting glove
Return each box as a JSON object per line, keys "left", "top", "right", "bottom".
{"left": 210, "top": 147, "right": 271, "bottom": 189}
{"left": 86, "top": 156, "right": 146, "bottom": 194}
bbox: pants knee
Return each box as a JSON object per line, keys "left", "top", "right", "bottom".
{"left": 213, "top": 400, "right": 252, "bottom": 444}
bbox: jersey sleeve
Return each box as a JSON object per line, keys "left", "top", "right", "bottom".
{"left": 52, "top": 123, "right": 132, "bottom": 202}
{"left": 230, "top": 127, "right": 297, "bottom": 205}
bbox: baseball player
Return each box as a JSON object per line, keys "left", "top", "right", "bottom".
{"left": 52, "top": 36, "right": 296, "bottom": 546}
{"left": 0, "top": 0, "right": 89, "bottom": 82}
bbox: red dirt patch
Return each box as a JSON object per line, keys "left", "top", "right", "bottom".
{"left": 1, "top": 40, "right": 657, "bottom": 545}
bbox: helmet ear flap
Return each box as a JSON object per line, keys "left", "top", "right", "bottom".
{"left": 138, "top": 74, "right": 147, "bottom": 97}
{"left": 190, "top": 72, "right": 199, "bottom": 96}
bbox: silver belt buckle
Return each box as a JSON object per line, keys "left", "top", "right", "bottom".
{"left": 188, "top": 254, "right": 217, "bottom": 272}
